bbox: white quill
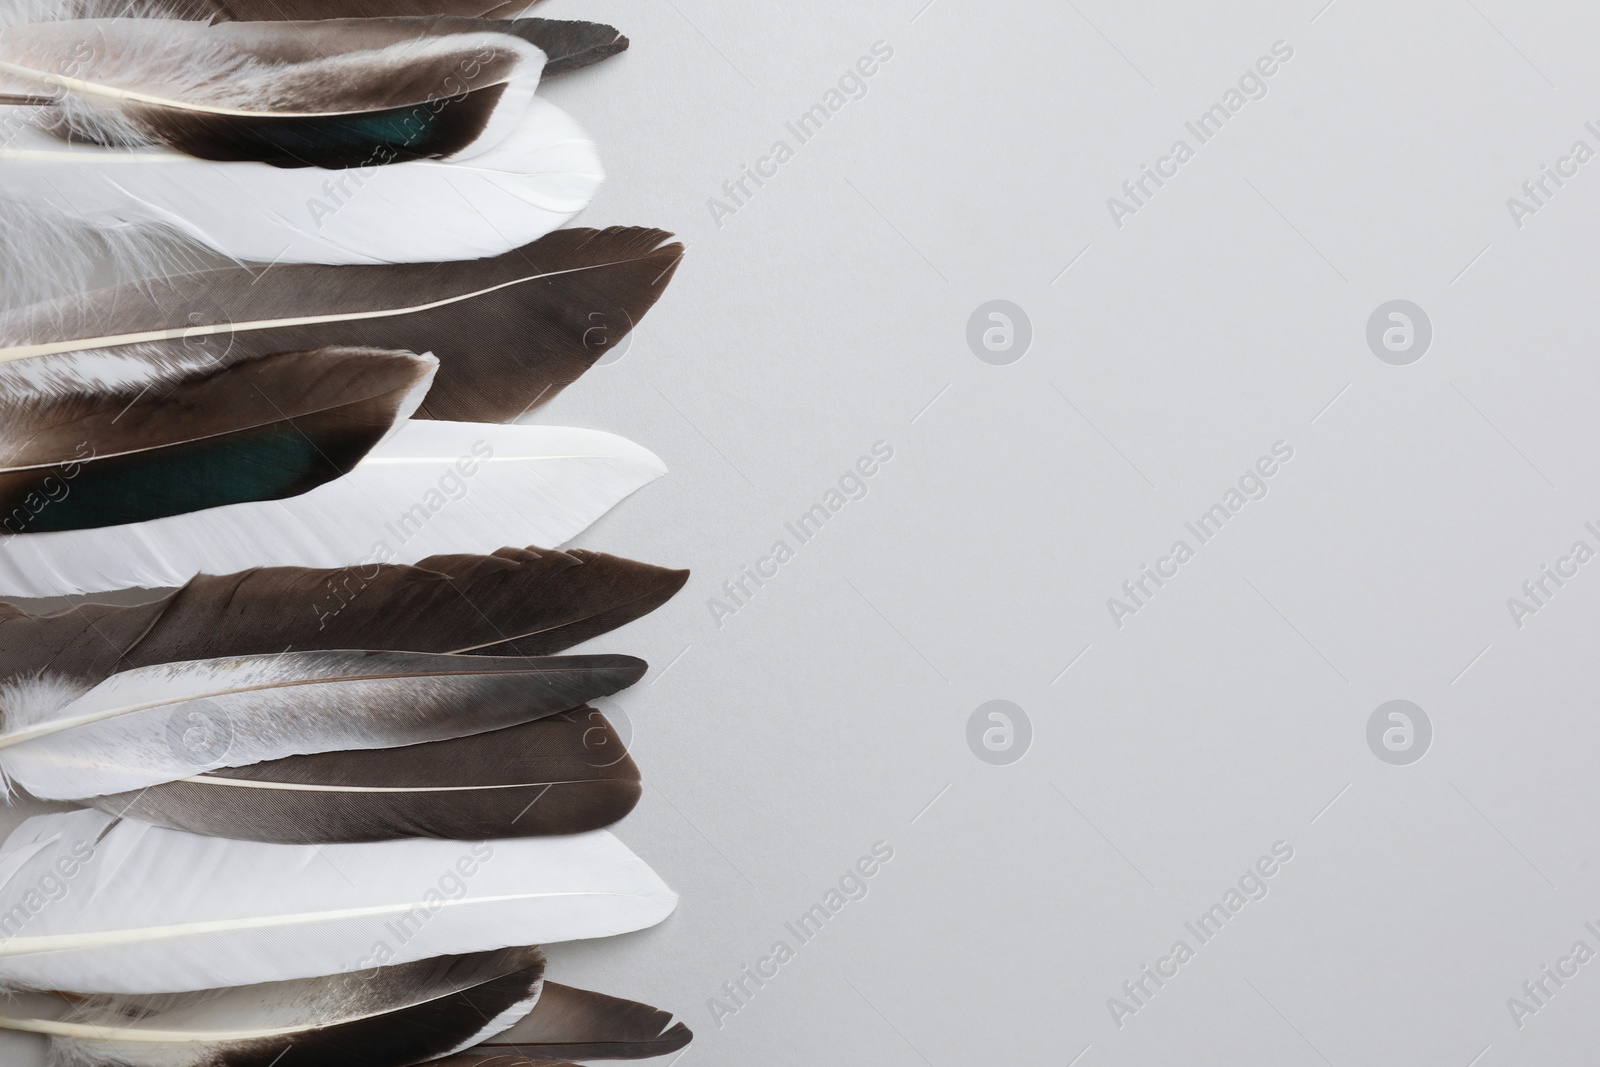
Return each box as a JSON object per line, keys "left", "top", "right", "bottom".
{"left": 0, "top": 421, "right": 666, "bottom": 596}
{"left": 0, "top": 809, "right": 677, "bottom": 994}
{"left": 0, "top": 94, "right": 601, "bottom": 264}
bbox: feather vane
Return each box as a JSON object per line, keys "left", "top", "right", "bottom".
{"left": 0, "top": 808, "right": 677, "bottom": 994}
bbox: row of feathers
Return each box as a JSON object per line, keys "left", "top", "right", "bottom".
{"left": 0, "top": 545, "right": 697, "bottom": 1066}
{"left": 0, "top": 0, "right": 699, "bottom": 1064}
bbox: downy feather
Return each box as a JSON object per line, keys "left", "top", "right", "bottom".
{"left": 0, "top": 198, "right": 208, "bottom": 314}
{"left": 0, "top": 547, "right": 688, "bottom": 685}
{"left": 0, "top": 420, "right": 667, "bottom": 595}
{"left": 0, "top": 650, "right": 646, "bottom": 799}
{"left": 0, "top": 226, "right": 685, "bottom": 422}
{"left": 0, "top": 91, "right": 600, "bottom": 263}
{"left": 96, "top": 708, "right": 641, "bottom": 842}
{"left": 0, "top": 345, "right": 435, "bottom": 531}
{"left": 0, "top": 17, "right": 549, "bottom": 167}
{"left": 10, "top": 946, "right": 547, "bottom": 1067}
{"left": 0, "top": 808, "right": 677, "bottom": 993}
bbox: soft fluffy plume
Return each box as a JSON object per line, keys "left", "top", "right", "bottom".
{"left": 0, "top": 198, "right": 218, "bottom": 318}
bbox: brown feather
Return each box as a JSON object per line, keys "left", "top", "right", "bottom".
{"left": 52, "top": 947, "right": 548, "bottom": 1067}
{"left": 505, "top": 18, "right": 628, "bottom": 76}
{"left": 0, "top": 346, "right": 431, "bottom": 532}
{"left": 95, "top": 708, "right": 641, "bottom": 842}
{"left": 476, "top": 981, "right": 693, "bottom": 1060}
{"left": 0, "top": 227, "right": 685, "bottom": 423}
{"left": 0, "top": 546, "right": 687, "bottom": 684}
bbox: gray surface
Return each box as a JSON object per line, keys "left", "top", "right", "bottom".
{"left": 5, "top": 0, "right": 1600, "bottom": 1063}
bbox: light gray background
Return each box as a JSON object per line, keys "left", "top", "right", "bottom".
{"left": 5, "top": 0, "right": 1600, "bottom": 1063}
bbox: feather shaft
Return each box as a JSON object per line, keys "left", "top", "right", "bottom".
{"left": 0, "top": 227, "right": 683, "bottom": 421}
{"left": 0, "top": 650, "right": 645, "bottom": 798}
{"left": 0, "top": 547, "right": 686, "bottom": 684}
{"left": 95, "top": 709, "right": 641, "bottom": 841}
{"left": 0, "top": 810, "right": 677, "bottom": 994}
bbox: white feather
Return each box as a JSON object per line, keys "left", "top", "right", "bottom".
{"left": 0, "top": 420, "right": 666, "bottom": 596}
{"left": 0, "top": 809, "right": 677, "bottom": 994}
{"left": 0, "top": 649, "right": 642, "bottom": 799}
{"left": 0, "top": 94, "right": 601, "bottom": 265}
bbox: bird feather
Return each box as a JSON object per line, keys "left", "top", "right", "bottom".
{"left": 0, "top": 546, "right": 688, "bottom": 684}
{"left": 7, "top": 946, "right": 547, "bottom": 1067}
{"left": 0, "top": 345, "right": 436, "bottom": 531}
{"left": 0, "top": 91, "right": 599, "bottom": 263}
{"left": 0, "top": 226, "right": 684, "bottom": 422}
{"left": 0, "top": 808, "right": 676, "bottom": 993}
{"left": 94, "top": 708, "right": 642, "bottom": 842}
{"left": 0, "top": 420, "right": 666, "bottom": 595}
{"left": 0, "top": 649, "right": 646, "bottom": 799}
{"left": 473, "top": 979, "right": 693, "bottom": 1061}
{"left": 0, "top": 17, "right": 548, "bottom": 167}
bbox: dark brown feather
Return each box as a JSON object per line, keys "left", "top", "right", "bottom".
{"left": 95, "top": 708, "right": 640, "bottom": 842}
{"left": 0, "top": 346, "right": 431, "bottom": 532}
{"left": 0, "top": 227, "right": 684, "bottom": 423}
{"left": 0, "top": 546, "right": 686, "bottom": 684}
{"left": 504, "top": 18, "right": 629, "bottom": 76}
{"left": 477, "top": 981, "right": 693, "bottom": 1060}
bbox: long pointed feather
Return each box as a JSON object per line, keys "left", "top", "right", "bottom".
{"left": 0, "top": 18, "right": 547, "bottom": 167}
{"left": 0, "top": 345, "right": 435, "bottom": 531}
{"left": 195, "top": 0, "right": 543, "bottom": 21}
{"left": 0, "top": 547, "right": 687, "bottom": 685}
{"left": 509, "top": 18, "right": 627, "bottom": 77}
{"left": 0, "top": 227, "right": 684, "bottom": 421}
{"left": 477, "top": 980, "right": 693, "bottom": 1061}
{"left": 16, "top": 947, "right": 546, "bottom": 1067}
{"left": 0, "top": 650, "right": 645, "bottom": 799}
{"left": 0, "top": 809, "right": 677, "bottom": 994}
{"left": 96, "top": 708, "right": 641, "bottom": 841}
{"left": 0, "top": 421, "right": 666, "bottom": 596}
{"left": 0, "top": 92, "right": 600, "bottom": 263}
